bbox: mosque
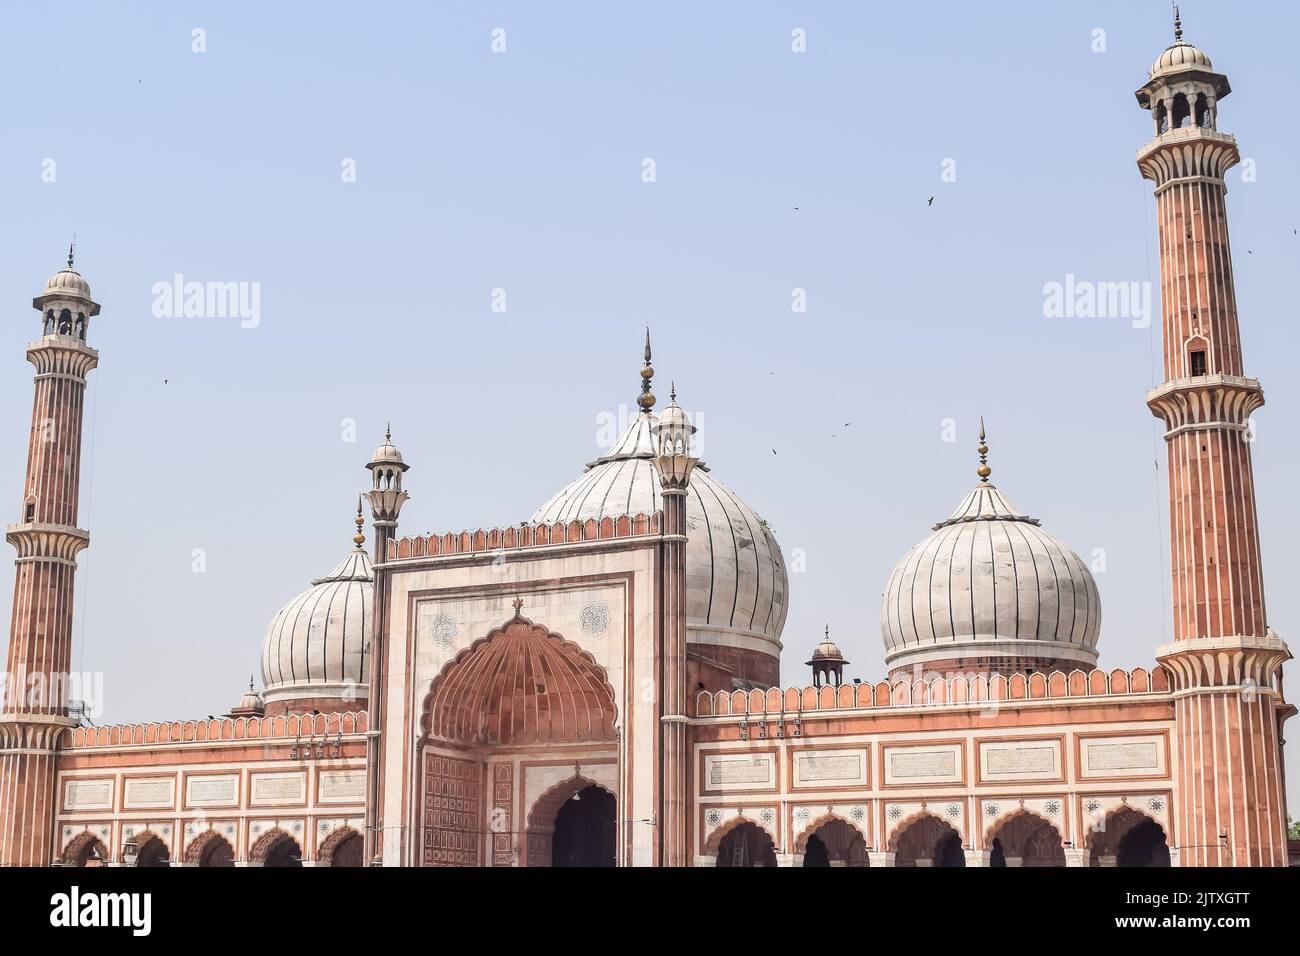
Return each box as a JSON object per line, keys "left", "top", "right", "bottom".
{"left": 0, "top": 18, "right": 1292, "bottom": 867}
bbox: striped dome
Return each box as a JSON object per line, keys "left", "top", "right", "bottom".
{"left": 532, "top": 410, "right": 788, "bottom": 671}
{"left": 42, "top": 268, "right": 92, "bottom": 300}
{"left": 1151, "top": 42, "right": 1212, "bottom": 79}
{"left": 260, "top": 546, "right": 373, "bottom": 709}
{"left": 881, "top": 482, "right": 1100, "bottom": 676}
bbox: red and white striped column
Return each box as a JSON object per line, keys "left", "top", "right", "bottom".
{"left": 0, "top": 258, "right": 99, "bottom": 867}
{"left": 1136, "top": 38, "right": 1291, "bottom": 867}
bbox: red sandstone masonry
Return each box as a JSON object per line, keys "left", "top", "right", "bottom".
{"left": 388, "top": 513, "right": 662, "bottom": 560}
{"left": 693, "top": 667, "right": 1169, "bottom": 717}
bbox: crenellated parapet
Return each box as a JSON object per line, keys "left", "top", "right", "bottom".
{"left": 694, "top": 666, "right": 1170, "bottom": 717}
{"left": 388, "top": 512, "right": 662, "bottom": 561}
{"left": 65, "top": 710, "right": 368, "bottom": 750}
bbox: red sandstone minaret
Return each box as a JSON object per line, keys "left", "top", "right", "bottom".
{"left": 0, "top": 248, "right": 100, "bottom": 867}
{"left": 1137, "top": 13, "right": 1291, "bottom": 866}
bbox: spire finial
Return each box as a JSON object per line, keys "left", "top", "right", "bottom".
{"left": 353, "top": 495, "right": 366, "bottom": 547}
{"left": 385, "top": 422, "right": 391, "bottom": 443}
{"left": 248, "top": 674, "right": 255, "bottom": 692}
{"left": 638, "top": 327, "right": 656, "bottom": 413}
{"left": 977, "top": 416, "right": 992, "bottom": 483}
{"left": 1174, "top": 4, "right": 1183, "bottom": 42}
{"left": 670, "top": 381, "right": 677, "bottom": 403}
{"left": 67, "top": 236, "right": 75, "bottom": 270}
{"left": 824, "top": 624, "right": 830, "bottom": 640}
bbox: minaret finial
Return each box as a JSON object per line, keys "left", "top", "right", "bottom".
{"left": 248, "top": 674, "right": 255, "bottom": 692}
{"left": 353, "top": 495, "right": 366, "bottom": 548}
{"left": 977, "top": 416, "right": 992, "bottom": 483}
{"left": 385, "top": 422, "right": 391, "bottom": 442}
{"left": 670, "top": 381, "right": 677, "bottom": 403}
{"left": 67, "top": 236, "right": 75, "bottom": 270}
{"left": 824, "top": 623, "right": 830, "bottom": 640}
{"left": 638, "top": 327, "right": 656, "bottom": 413}
{"left": 1173, "top": 4, "right": 1183, "bottom": 42}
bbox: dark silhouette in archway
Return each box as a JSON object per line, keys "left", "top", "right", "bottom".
{"left": 803, "top": 833, "right": 830, "bottom": 867}
{"left": 551, "top": 784, "right": 616, "bottom": 867}
{"left": 1118, "top": 819, "right": 1171, "bottom": 867}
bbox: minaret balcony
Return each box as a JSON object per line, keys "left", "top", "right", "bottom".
{"left": 4, "top": 522, "right": 91, "bottom": 563}
{"left": 1137, "top": 127, "right": 1239, "bottom": 186}
{"left": 1146, "top": 373, "right": 1263, "bottom": 434}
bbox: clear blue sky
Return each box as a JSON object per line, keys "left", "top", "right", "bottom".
{"left": 2, "top": 2, "right": 1298, "bottom": 812}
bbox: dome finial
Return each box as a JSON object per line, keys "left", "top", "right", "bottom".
{"left": 637, "top": 327, "right": 656, "bottom": 413}
{"left": 977, "top": 416, "right": 992, "bottom": 483}
{"left": 248, "top": 674, "right": 255, "bottom": 692}
{"left": 67, "top": 236, "right": 75, "bottom": 270}
{"left": 353, "top": 495, "right": 366, "bottom": 548}
{"left": 670, "top": 380, "right": 677, "bottom": 403}
{"left": 1173, "top": 4, "right": 1183, "bottom": 42}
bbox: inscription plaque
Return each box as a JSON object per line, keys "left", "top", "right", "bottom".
{"left": 319, "top": 769, "right": 366, "bottom": 803}
{"left": 250, "top": 772, "right": 306, "bottom": 805}
{"left": 64, "top": 779, "right": 113, "bottom": 811}
{"left": 706, "top": 754, "right": 775, "bottom": 789}
{"left": 124, "top": 778, "right": 175, "bottom": 809}
{"left": 187, "top": 775, "right": 239, "bottom": 807}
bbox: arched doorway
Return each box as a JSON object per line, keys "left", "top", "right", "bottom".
{"left": 716, "top": 822, "right": 778, "bottom": 867}
{"left": 63, "top": 832, "right": 109, "bottom": 867}
{"left": 800, "top": 818, "right": 868, "bottom": 867}
{"left": 987, "top": 811, "right": 1065, "bottom": 867}
{"left": 184, "top": 831, "right": 235, "bottom": 868}
{"left": 136, "top": 836, "right": 170, "bottom": 867}
{"left": 1088, "top": 808, "right": 1170, "bottom": 867}
{"left": 551, "top": 784, "right": 616, "bottom": 867}
{"left": 1118, "top": 819, "right": 1171, "bottom": 867}
{"left": 420, "top": 603, "right": 620, "bottom": 868}
{"left": 892, "top": 813, "right": 965, "bottom": 867}
{"left": 251, "top": 830, "right": 303, "bottom": 868}
{"left": 319, "top": 827, "right": 364, "bottom": 868}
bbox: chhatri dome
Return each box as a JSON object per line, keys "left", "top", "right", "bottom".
{"left": 1149, "top": 8, "right": 1214, "bottom": 79}
{"left": 880, "top": 422, "right": 1100, "bottom": 678}
{"left": 531, "top": 333, "right": 788, "bottom": 686}
{"left": 260, "top": 505, "right": 373, "bottom": 714}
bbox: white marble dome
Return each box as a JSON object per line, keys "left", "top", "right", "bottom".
{"left": 260, "top": 545, "right": 373, "bottom": 709}
{"left": 532, "top": 409, "right": 788, "bottom": 676}
{"left": 43, "top": 268, "right": 92, "bottom": 300}
{"left": 881, "top": 481, "right": 1100, "bottom": 676}
{"left": 1151, "top": 41, "right": 1213, "bottom": 79}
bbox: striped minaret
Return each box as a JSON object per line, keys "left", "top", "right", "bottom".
{"left": 0, "top": 249, "right": 99, "bottom": 867}
{"left": 653, "top": 381, "right": 697, "bottom": 868}
{"left": 1137, "top": 14, "right": 1291, "bottom": 867}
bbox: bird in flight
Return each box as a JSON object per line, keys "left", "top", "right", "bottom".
{"left": 927, "top": 196, "right": 934, "bottom": 206}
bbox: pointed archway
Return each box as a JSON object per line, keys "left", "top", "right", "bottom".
{"left": 891, "top": 812, "right": 965, "bottom": 867}
{"left": 1087, "top": 808, "right": 1170, "bottom": 867}
{"left": 419, "top": 603, "right": 620, "bottom": 868}
{"left": 63, "top": 831, "right": 109, "bottom": 867}
{"left": 183, "top": 830, "right": 235, "bottom": 867}
{"left": 986, "top": 810, "right": 1066, "bottom": 867}
{"left": 525, "top": 776, "right": 616, "bottom": 867}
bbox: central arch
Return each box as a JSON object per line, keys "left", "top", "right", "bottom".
{"left": 184, "top": 830, "right": 234, "bottom": 867}
{"left": 418, "top": 605, "right": 621, "bottom": 867}
{"left": 249, "top": 828, "right": 303, "bottom": 867}
{"left": 421, "top": 605, "right": 618, "bottom": 748}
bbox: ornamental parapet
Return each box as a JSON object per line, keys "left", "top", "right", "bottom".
{"left": 66, "top": 710, "right": 368, "bottom": 749}
{"left": 693, "top": 666, "right": 1170, "bottom": 717}
{"left": 388, "top": 511, "right": 663, "bottom": 561}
